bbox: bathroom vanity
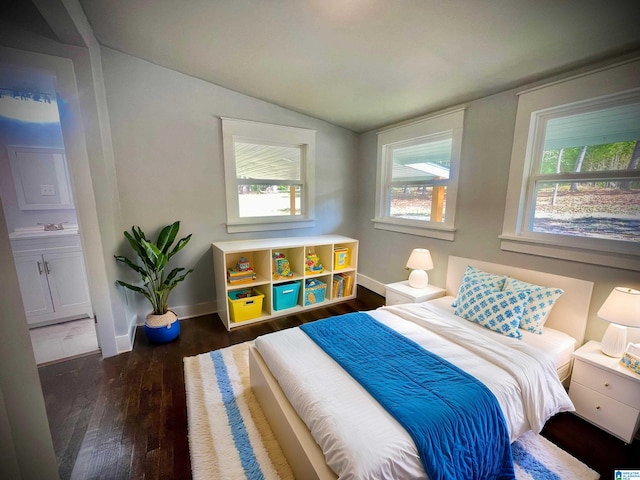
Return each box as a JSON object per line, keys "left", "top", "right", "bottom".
{"left": 10, "top": 228, "right": 93, "bottom": 327}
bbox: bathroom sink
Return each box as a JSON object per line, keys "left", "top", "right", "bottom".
{"left": 10, "top": 225, "right": 79, "bottom": 238}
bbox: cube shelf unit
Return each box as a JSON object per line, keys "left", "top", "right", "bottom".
{"left": 212, "top": 235, "right": 358, "bottom": 330}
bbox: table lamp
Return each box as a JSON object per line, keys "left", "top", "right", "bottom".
{"left": 406, "top": 248, "right": 434, "bottom": 289}
{"left": 597, "top": 287, "right": 640, "bottom": 357}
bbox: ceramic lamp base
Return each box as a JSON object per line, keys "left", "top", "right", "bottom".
{"left": 600, "top": 323, "right": 627, "bottom": 357}
{"left": 408, "top": 269, "right": 429, "bottom": 289}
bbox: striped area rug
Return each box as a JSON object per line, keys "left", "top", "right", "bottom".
{"left": 184, "top": 342, "right": 598, "bottom": 480}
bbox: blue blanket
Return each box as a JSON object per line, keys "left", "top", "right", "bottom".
{"left": 300, "top": 312, "right": 515, "bottom": 480}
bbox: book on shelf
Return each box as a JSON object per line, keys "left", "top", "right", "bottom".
{"left": 332, "top": 275, "right": 343, "bottom": 298}
{"left": 332, "top": 273, "right": 353, "bottom": 298}
{"left": 333, "top": 246, "right": 350, "bottom": 270}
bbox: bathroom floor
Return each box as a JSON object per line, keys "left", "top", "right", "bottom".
{"left": 30, "top": 318, "right": 100, "bottom": 365}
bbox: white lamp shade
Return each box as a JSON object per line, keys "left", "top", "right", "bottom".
{"left": 597, "top": 287, "right": 640, "bottom": 328}
{"left": 406, "top": 249, "right": 433, "bottom": 289}
{"left": 406, "top": 249, "right": 434, "bottom": 271}
{"left": 598, "top": 287, "right": 640, "bottom": 357}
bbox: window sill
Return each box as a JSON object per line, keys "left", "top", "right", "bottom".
{"left": 372, "top": 218, "right": 456, "bottom": 241}
{"left": 227, "top": 218, "right": 315, "bottom": 234}
{"left": 499, "top": 234, "right": 640, "bottom": 271}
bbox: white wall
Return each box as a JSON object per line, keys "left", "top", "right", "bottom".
{"left": 100, "top": 47, "right": 360, "bottom": 320}
{"left": 0, "top": 196, "right": 59, "bottom": 480}
{"left": 356, "top": 74, "right": 640, "bottom": 344}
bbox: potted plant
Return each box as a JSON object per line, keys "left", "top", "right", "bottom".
{"left": 114, "top": 221, "right": 193, "bottom": 343}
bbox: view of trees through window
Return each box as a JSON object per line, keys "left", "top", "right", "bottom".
{"left": 532, "top": 141, "right": 640, "bottom": 242}
{"left": 387, "top": 137, "right": 452, "bottom": 222}
{"left": 389, "top": 186, "right": 447, "bottom": 221}
{"left": 235, "top": 141, "right": 303, "bottom": 218}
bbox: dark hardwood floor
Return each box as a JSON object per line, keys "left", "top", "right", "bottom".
{"left": 39, "top": 287, "right": 639, "bottom": 479}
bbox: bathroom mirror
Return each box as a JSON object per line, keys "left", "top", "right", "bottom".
{"left": 8, "top": 145, "right": 74, "bottom": 210}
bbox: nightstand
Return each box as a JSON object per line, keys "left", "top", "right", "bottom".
{"left": 385, "top": 281, "right": 445, "bottom": 306}
{"left": 569, "top": 340, "right": 640, "bottom": 443}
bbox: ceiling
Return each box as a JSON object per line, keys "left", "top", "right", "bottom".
{"left": 77, "top": 0, "right": 640, "bottom": 133}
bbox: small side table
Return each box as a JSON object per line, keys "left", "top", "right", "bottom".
{"left": 569, "top": 340, "right": 640, "bottom": 443}
{"left": 385, "top": 281, "right": 445, "bottom": 306}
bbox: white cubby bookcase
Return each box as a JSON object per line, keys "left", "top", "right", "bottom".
{"left": 212, "top": 235, "right": 358, "bottom": 330}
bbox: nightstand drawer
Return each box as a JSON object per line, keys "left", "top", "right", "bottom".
{"left": 572, "top": 359, "right": 640, "bottom": 409}
{"left": 570, "top": 382, "right": 640, "bottom": 443}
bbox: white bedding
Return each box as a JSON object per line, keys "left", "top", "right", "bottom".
{"left": 429, "top": 296, "right": 577, "bottom": 371}
{"left": 254, "top": 300, "right": 575, "bottom": 480}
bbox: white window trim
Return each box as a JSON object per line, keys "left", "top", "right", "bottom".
{"left": 221, "top": 117, "right": 315, "bottom": 233}
{"left": 373, "top": 107, "right": 465, "bottom": 241}
{"left": 501, "top": 58, "right": 640, "bottom": 271}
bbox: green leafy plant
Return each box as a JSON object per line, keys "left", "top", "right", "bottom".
{"left": 114, "top": 221, "right": 193, "bottom": 315}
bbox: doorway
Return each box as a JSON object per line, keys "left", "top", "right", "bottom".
{"left": 0, "top": 62, "right": 99, "bottom": 363}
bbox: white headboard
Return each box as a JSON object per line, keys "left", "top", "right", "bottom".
{"left": 446, "top": 256, "right": 594, "bottom": 346}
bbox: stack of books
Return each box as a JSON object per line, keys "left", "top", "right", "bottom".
{"left": 332, "top": 273, "right": 353, "bottom": 298}
{"left": 227, "top": 258, "right": 257, "bottom": 284}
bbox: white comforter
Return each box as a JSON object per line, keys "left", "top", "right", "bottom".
{"left": 254, "top": 302, "right": 574, "bottom": 479}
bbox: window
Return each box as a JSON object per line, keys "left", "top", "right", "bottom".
{"left": 221, "top": 118, "right": 315, "bottom": 233}
{"left": 501, "top": 59, "right": 640, "bottom": 270}
{"left": 373, "top": 108, "right": 464, "bottom": 240}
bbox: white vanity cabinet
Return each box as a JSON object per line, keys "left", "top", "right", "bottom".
{"left": 11, "top": 234, "right": 93, "bottom": 327}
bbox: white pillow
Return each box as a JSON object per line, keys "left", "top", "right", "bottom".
{"left": 453, "top": 280, "right": 529, "bottom": 339}
{"left": 503, "top": 277, "right": 564, "bottom": 335}
{"left": 452, "top": 265, "right": 507, "bottom": 307}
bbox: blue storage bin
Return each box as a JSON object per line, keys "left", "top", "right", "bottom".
{"left": 273, "top": 281, "right": 300, "bottom": 310}
{"left": 304, "top": 279, "right": 327, "bottom": 306}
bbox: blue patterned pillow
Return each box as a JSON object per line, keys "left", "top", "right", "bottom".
{"left": 454, "top": 281, "right": 530, "bottom": 339}
{"left": 503, "top": 277, "right": 564, "bottom": 335}
{"left": 451, "top": 265, "right": 507, "bottom": 308}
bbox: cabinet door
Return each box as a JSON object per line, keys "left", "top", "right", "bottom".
{"left": 44, "top": 251, "right": 92, "bottom": 313}
{"left": 14, "top": 254, "right": 55, "bottom": 321}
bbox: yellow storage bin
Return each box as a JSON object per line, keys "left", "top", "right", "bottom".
{"left": 228, "top": 289, "right": 264, "bottom": 323}
{"left": 334, "top": 247, "right": 351, "bottom": 270}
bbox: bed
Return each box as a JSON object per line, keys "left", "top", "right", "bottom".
{"left": 249, "top": 256, "right": 594, "bottom": 479}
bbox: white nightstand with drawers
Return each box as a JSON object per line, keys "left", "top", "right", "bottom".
{"left": 569, "top": 340, "right": 640, "bottom": 443}
{"left": 385, "top": 281, "right": 445, "bottom": 306}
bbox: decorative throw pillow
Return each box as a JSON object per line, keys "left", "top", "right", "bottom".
{"left": 503, "top": 277, "right": 564, "bottom": 334}
{"left": 454, "top": 280, "right": 530, "bottom": 339}
{"left": 452, "top": 265, "right": 507, "bottom": 307}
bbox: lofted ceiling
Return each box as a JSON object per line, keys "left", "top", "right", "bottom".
{"left": 76, "top": 0, "right": 640, "bottom": 133}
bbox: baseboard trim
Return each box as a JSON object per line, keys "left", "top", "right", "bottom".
{"left": 171, "top": 301, "right": 218, "bottom": 321}
{"left": 356, "top": 273, "right": 386, "bottom": 296}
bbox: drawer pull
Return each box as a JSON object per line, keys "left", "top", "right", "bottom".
{"left": 604, "top": 382, "right": 610, "bottom": 387}
{"left": 596, "top": 405, "right": 601, "bottom": 410}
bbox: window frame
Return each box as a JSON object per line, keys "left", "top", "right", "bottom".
{"left": 501, "top": 58, "right": 640, "bottom": 271}
{"left": 373, "top": 107, "right": 465, "bottom": 241}
{"left": 221, "top": 117, "right": 316, "bottom": 233}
